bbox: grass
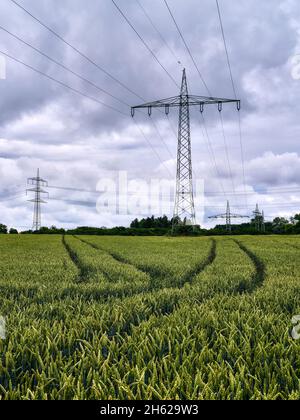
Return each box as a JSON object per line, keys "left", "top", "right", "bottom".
{"left": 0, "top": 235, "right": 299, "bottom": 400}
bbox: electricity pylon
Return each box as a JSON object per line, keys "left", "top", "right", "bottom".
{"left": 261, "top": 210, "right": 265, "bottom": 233}
{"left": 27, "top": 169, "right": 48, "bottom": 231}
{"left": 209, "top": 200, "right": 249, "bottom": 233}
{"left": 252, "top": 204, "right": 265, "bottom": 232}
{"left": 131, "top": 69, "right": 240, "bottom": 230}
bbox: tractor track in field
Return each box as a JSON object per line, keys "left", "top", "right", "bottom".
{"left": 115, "top": 239, "right": 265, "bottom": 341}
{"left": 63, "top": 237, "right": 219, "bottom": 339}
{"left": 75, "top": 236, "right": 217, "bottom": 292}
{"left": 74, "top": 235, "right": 168, "bottom": 284}
{"left": 233, "top": 240, "right": 266, "bottom": 293}
{"left": 179, "top": 238, "right": 216, "bottom": 288}
{"left": 73, "top": 235, "right": 154, "bottom": 282}
{"left": 62, "top": 235, "right": 88, "bottom": 283}
{"left": 59, "top": 236, "right": 223, "bottom": 343}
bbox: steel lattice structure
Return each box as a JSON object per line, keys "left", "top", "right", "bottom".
{"left": 209, "top": 200, "right": 249, "bottom": 232}
{"left": 132, "top": 69, "right": 240, "bottom": 228}
{"left": 253, "top": 204, "right": 265, "bottom": 232}
{"left": 27, "top": 169, "right": 48, "bottom": 231}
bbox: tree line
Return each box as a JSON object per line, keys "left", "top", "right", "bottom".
{"left": 1, "top": 213, "right": 300, "bottom": 236}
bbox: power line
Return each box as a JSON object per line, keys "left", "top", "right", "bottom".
{"left": 219, "top": 111, "right": 236, "bottom": 198}
{"left": 7, "top": 0, "right": 178, "bottom": 174}
{"left": 5, "top": 1, "right": 177, "bottom": 173}
{"left": 0, "top": 192, "right": 26, "bottom": 202}
{"left": 8, "top": 0, "right": 146, "bottom": 102}
{"left": 215, "top": 0, "right": 248, "bottom": 209}
{"left": 215, "top": 0, "right": 237, "bottom": 99}
{"left": 163, "top": 0, "right": 237, "bottom": 205}
{"left": 0, "top": 49, "right": 174, "bottom": 178}
{"left": 0, "top": 24, "right": 131, "bottom": 109}
{"left": 24, "top": 184, "right": 300, "bottom": 197}
{"left": 48, "top": 185, "right": 99, "bottom": 194}
{"left": 149, "top": 117, "right": 174, "bottom": 160}
{"left": 132, "top": 118, "right": 173, "bottom": 178}
{"left": 199, "top": 113, "right": 226, "bottom": 198}
{"left": 163, "top": 0, "right": 211, "bottom": 95}
{"left": 0, "top": 23, "right": 177, "bottom": 167}
{"left": 207, "top": 203, "right": 300, "bottom": 209}
{"left": 0, "top": 50, "right": 128, "bottom": 117}
{"left": 111, "top": 0, "right": 179, "bottom": 88}
{"left": 135, "top": 0, "right": 182, "bottom": 67}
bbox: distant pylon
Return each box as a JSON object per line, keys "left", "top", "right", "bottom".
{"left": 226, "top": 200, "right": 231, "bottom": 232}
{"left": 261, "top": 210, "right": 265, "bottom": 233}
{"left": 27, "top": 169, "right": 48, "bottom": 231}
{"left": 209, "top": 200, "right": 249, "bottom": 233}
{"left": 253, "top": 204, "right": 260, "bottom": 231}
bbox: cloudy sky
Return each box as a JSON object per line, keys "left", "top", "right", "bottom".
{"left": 0, "top": 0, "right": 300, "bottom": 230}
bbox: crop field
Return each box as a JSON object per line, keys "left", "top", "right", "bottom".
{"left": 0, "top": 234, "right": 300, "bottom": 400}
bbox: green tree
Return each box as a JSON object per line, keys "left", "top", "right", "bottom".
{"left": 272, "top": 217, "right": 289, "bottom": 233}
{"left": 9, "top": 228, "right": 18, "bottom": 234}
{"left": 294, "top": 214, "right": 300, "bottom": 225}
{"left": 0, "top": 224, "right": 8, "bottom": 234}
{"left": 130, "top": 218, "right": 140, "bottom": 228}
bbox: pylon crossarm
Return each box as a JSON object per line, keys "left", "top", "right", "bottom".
{"left": 187, "top": 95, "right": 239, "bottom": 106}
{"left": 132, "top": 97, "right": 240, "bottom": 119}
{"left": 26, "top": 188, "right": 48, "bottom": 194}
{"left": 230, "top": 214, "right": 249, "bottom": 219}
{"left": 208, "top": 214, "right": 227, "bottom": 219}
{"left": 28, "top": 199, "right": 47, "bottom": 204}
{"left": 209, "top": 214, "right": 249, "bottom": 219}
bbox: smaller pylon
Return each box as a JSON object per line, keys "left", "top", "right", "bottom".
{"left": 226, "top": 200, "right": 231, "bottom": 232}
{"left": 209, "top": 200, "right": 249, "bottom": 233}
{"left": 27, "top": 169, "right": 49, "bottom": 231}
{"left": 261, "top": 210, "right": 265, "bottom": 233}
{"left": 252, "top": 204, "right": 265, "bottom": 232}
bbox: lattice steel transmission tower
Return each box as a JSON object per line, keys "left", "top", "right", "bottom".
{"left": 261, "top": 210, "right": 265, "bottom": 233}
{"left": 27, "top": 169, "right": 48, "bottom": 231}
{"left": 131, "top": 69, "right": 240, "bottom": 229}
{"left": 209, "top": 200, "right": 249, "bottom": 233}
{"left": 252, "top": 204, "right": 265, "bottom": 232}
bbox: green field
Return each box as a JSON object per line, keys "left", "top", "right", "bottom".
{"left": 0, "top": 234, "right": 300, "bottom": 400}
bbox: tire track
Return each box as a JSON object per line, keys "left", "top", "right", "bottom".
{"left": 233, "top": 239, "right": 266, "bottom": 293}
{"left": 75, "top": 236, "right": 168, "bottom": 284}
{"left": 179, "top": 239, "right": 216, "bottom": 288}
{"left": 75, "top": 235, "right": 152, "bottom": 278}
{"left": 77, "top": 236, "right": 217, "bottom": 291}
{"left": 59, "top": 237, "right": 218, "bottom": 336}
{"left": 62, "top": 235, "right": 88, "bottom": 283}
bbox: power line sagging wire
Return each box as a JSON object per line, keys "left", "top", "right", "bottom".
{"left": 215, "top": 0, "right": 248, "bottom": 209}
{"left": 0, "top": 50, "right": 128, "bottom": 117}
{"left": 132, "top": 118, "right": 173, "bottom": 178}
{"left": 6, "top": 0, "right": 182, "bottom": 177}
{"left": 163, "top": 0, "right": 240, "bottom": 208}
{"left": 8, "top": 0, "right": 145, "bottom": 102}
{"left": 111, "top": 0, "right": 179, "bottom": 88}
{"left": 0, "top": 24, "right": 131, "bottom": 109}
{"left": 136, "top": 0, "right": 182, "bottom": 67}
{"left": 218, "top": 111, "right": 236, "bottom": 200}
{"left": 0, "top": 50, "right": 173, "bottom": 179}
{"left": 199, "top": 113, "right": 226, "bottom": 199}
{"left": 163, "top": 0, "right": 211, "bottom": 95}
